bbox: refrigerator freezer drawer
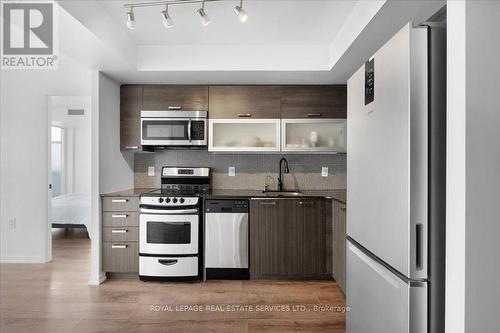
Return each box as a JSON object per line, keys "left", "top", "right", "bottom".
{"left": 346, "top": 240, "right": 427, "bottom": 333}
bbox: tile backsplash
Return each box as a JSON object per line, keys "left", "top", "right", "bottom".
{"left": 134, "top": 150, "right": 346, "bottom": 191}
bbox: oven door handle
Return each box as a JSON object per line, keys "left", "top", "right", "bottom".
{"left": 140, "top": 208, "right": 198, "bottom": 214}
{"left": 188, "top": 119, "right": 192, "bottom": 142}
{"left": 158, "top": 259, "right": 178, "bottom": 266}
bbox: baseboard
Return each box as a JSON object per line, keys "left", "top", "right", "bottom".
{"left": 0, "top": 256, "right": 46, "bottom": 263}
{"left": 88, "top": 271, "right": 106, "bottom": 285}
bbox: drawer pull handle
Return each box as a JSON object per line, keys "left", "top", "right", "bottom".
{"left": 111, "top": 244, "right": 128, "bottom": 249}
{"left": 124, "top": 146, "right": 139, "bottom": 150}
{"left": 260, "top": 201, "right": 276, "bottom": 206}
{"left": 307, "top": 113, "right": 322, "bottom": 117}
{"left": 168, "top": 106, "right": 182, "bottom": 110}
{"left": 111, "top": 199, "right": 128, "bottom": 203}
{"left": 111, "top": 229, "right": 128, "bottom": 233}
{"left": 237, "top": 113, "right": 252, "bottom": 118}
{"left": 111, "top": 214, "right": 128, "bottom": 218}
{"left": 158, "top": 259, "right": 178, "bottom": 266}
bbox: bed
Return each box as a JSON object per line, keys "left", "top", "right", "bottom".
{"left": 52, "top": 193, "right": 91, "bottom": 237}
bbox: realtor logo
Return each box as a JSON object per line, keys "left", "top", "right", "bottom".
{"left": 1, "top": 1, "right": 58, "bottom": 69}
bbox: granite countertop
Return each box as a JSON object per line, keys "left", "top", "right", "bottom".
{"left": 101, "top": 188, "right": 346, "bottom": 203}
{"left": 100, "top": 188, "right": 156, "bottom": 197}
{"left": 206, "top": 189, "right": 346, "bottom": 203}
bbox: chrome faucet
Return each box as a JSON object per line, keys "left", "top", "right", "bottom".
{"left": 277, "top": 157, "right": 290, "bottom": 191}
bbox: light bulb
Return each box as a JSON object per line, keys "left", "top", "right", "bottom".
{"left": 197, "top": 8, "right": 210, "bottom": 26}
{"left": 161, "top": 9, "right": 173, "bottom": 28}
{"left": 126, "top": 9, "right": 135, "bottom": 30}
{"left": 234, "top": 6, "right": 248, "bottom": 23}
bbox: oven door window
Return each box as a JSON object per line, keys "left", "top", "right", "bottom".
{"left": 147, "top": 222, "right": 191, "bottom": 244}
{"left": 142, "top": 120, "right": 188, "bottom": 140}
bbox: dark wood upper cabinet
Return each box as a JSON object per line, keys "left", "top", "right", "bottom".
{"left": 281, "top": 85, "right": 347, "bottom": 118}
{"left": 142, "top": 85, "right": 208, "bottom": 111}
{"left": 250, "top": 198, "right": 326, "bottom": 277}
{"left": 209, "top": 86, "right": 281, "bottom": 118}
{"left": 120, "top": 85, "right": 142, "bottom": 150}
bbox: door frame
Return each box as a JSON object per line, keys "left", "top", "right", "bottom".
{"left": 46, "top": 95, "right": 93, "bottom": 263}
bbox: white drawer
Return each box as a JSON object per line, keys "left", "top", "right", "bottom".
{"left": 139, "top": 256, "right": 198, "bottom": 277}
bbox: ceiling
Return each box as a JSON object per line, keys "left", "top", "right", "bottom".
{"left": 100, "top": 0, "right": 357, "bottom": 46}
{"left": 58, "top": 0, "right": 446, "bottom": 84}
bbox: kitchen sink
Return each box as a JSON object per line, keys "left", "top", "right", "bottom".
{"left": 262, "top": 190, "right": 303, "bottom": 196}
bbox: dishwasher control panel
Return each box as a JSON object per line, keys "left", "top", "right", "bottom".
{"left": 204, "top": 199, "right": 249, "bottom": 213}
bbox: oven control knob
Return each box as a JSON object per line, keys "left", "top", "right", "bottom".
{"left": 180, "top": 198, "right": 185, "bottom": 204}
{"left": 165, "top": 198, "right": 171, "bottom": 203}
{"left": 173, "top": 198, "right": 178, "bottom": 203}
{"left": 158, "top": 197, "right": 164, "bottom": 203}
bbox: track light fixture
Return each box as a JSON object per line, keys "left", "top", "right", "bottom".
{"left": 234, "top": 0, "right": 248, "bottom": 23}
{"left": 126, "top": 7, "right": 135, "bottom": 30}
{"left": 161, "top": 5, "right": 174, "bottom": 28}
{"left": 197, "top": 1, "right": 210, "bottom": 26}
{"left": 124, "top": 0, "right": 249, "bottom": 29}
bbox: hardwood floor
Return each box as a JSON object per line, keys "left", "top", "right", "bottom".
{"left": 0, "top": 229, "right": 346, "bottom": 333}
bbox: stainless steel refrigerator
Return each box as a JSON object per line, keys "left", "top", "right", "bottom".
{"left": 346, "top": 21, "right": 446, "bottom": 333}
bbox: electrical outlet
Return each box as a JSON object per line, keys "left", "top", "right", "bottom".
{"left": 9, "top": 217, "right": 16, "bottom": 229}
{"left": 321, "top": 167, "right": 329, "bottom": 177}
{"left": 148, "top": 166, "right": 155, "bottom": 177}
{"left": 228, "top": 166, "right": 236, "bottom": 177}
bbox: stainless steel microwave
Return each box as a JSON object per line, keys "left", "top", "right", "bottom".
{"left": 140, "top": 110, "right": 207, "bottom": 147}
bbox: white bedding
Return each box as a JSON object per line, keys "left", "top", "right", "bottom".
{"left": 52, "top": 193, "right": 91, "bottom": 236}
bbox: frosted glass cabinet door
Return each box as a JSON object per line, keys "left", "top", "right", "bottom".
{"left": 282, "top": 119, "right": 347, "bottom": 152}
{"left": 209, "top": 119, "right": 281, "bottom": 152}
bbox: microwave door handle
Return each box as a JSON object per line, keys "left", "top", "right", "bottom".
{"left": 188, "top": 119, "right": 192, "bottom": 142}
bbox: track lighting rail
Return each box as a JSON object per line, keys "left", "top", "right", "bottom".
{"left": 124, "top": 0, "right": 220, "bottom": 9}
{"left": 124, "top": 0, "right": 247, "bottom": 29}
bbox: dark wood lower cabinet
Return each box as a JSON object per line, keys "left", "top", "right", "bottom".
{"left": 101, "top": 196, "right": 140, "bottom": 273}
{"left": 250, "top": 198, "right": 326, "bottom": 278}
{"left": 332, "top": 200, "right": 346, "bottom": 292}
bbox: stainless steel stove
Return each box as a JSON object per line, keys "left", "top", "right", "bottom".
{"left": 139, "top": 167, "right": 210, "bottom": 281}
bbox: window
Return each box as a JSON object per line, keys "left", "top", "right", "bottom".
{"left": 51, "top": 126, "right": 64, "bottom": 197}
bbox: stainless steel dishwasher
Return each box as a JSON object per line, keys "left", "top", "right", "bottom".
{"left": 204, "top": 199, "right": 249, "bottom": 279}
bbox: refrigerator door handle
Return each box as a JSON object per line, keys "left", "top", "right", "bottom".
{"left": 348, "top": 242, "right": 400, "bottom": 288}
{"left": 415, "top": 223, "right": 423, "bottom": 270}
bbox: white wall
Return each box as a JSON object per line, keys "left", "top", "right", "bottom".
{"left": 97, "top": 74, "right": 134, "bottom": 195}
{"left": 0, "top": 57, "right": 92, "bottom": 263}
{"left": 88, "top": 71, "right": 134, "bottom": 284}
{"left": 50, "top": 96, "right": 92, "bottom": 194}
{"left": 464, "top": 1, "right": 500, "bottom": 332}
{"left": 446, "top": 1, "right": 500, "bottom": 332}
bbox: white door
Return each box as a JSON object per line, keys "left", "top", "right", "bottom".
{"left": 346, "top": 240, "right": 427, "bottom": 333}
{"left": 347, "top": 23, "right": 428, "bottom": 279}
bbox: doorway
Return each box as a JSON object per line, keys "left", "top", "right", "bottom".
{"left": 48, "top": 96, "right": 92, "bottom": 263}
